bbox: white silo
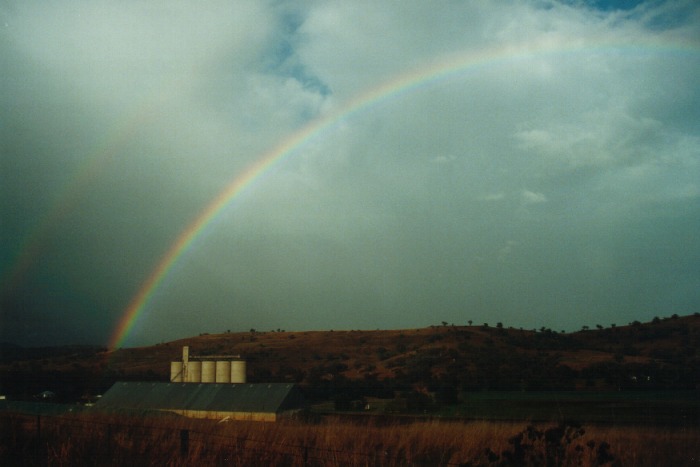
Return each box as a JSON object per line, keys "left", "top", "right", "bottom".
{"left": 186, "top": 361, "right": 202, "bottom": 383}
{"left": 201, "top": 361, "right": 216, "bottom": 383}
{"left": 215, "top": 361, "right": 231, "bottom": 383}
{"left": 231, "top": 359, "right": 247, "bottom": 383}
{"left": 170, "top": 361, "right": 183, "bottom": 382}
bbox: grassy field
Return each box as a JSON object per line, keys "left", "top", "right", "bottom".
{"left": 450, "top": 391, "right": 700, "bottom": 425}
{"left": 312, "top": 390, "right": 700, "bottom": 428}
{"left": 2, "top": 407, "right": 699, "bottom": 466}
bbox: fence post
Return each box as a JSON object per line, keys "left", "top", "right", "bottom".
{"left": 180, "top": 429, "right": 189, "bottom": 457}
{"left": 107, "top": 424, "right": 112, "bottom": 453}
{"left": 35, "top": 414, "right": 46, "bottom": 467}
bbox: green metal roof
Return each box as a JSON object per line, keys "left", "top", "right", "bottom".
{"left": 96, "top": 382, "right": 304, "bottom": 414}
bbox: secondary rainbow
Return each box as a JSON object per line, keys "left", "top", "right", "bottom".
{"left": 1, "top": 70, "right": 198, "bottom": 298}
{"left": 108, "top": 37, "right": 700, "bottom": 348}
{"left": 0, "top": 102, "right": 158, "bottom": 297}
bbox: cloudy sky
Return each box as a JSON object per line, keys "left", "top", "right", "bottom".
{"left": 1, "top": 0, "right": 699, "bottom": 347}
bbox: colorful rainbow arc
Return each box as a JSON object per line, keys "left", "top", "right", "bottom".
{"left": 108, "top": 37, "right": 699, "bottom": 348}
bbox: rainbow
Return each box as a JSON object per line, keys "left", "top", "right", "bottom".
{"left": 0, "top": 102, "right": 158, "bottom": 297}
{"left": 109, "top": 37, "right": 699, "bottom": 348}
{"left": 1, "top": 46, "right": 223, "bottom": 297}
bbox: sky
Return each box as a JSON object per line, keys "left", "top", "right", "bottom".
{"left": 1, "top": 0, "right": 699, "bottom": 347}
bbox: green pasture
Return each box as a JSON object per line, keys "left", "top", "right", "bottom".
{"left": 316, "top": 390, "right": 699, "bottom": 426}
{"left": 451, "top": 391, "right": 700, "bottom": 425}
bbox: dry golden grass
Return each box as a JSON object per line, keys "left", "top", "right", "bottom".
{"left": 2, "top": 410, "right": 698, "bottom": 466}
{"left": 582, "top": 424, "right": 699, "bottom": 467}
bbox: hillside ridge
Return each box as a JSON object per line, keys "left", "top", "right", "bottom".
{"left": 1, "top": 314, "right": 698, "bottom": 399}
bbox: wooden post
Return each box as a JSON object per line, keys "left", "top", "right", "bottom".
{"left": 35, "top": 414, "right": 45, "bottom": 467}
{"left": 180, "top": 429, "right": 189, "bottom": 457}
{"left": 106, "top": 424, "right": 112, "bottom": 453}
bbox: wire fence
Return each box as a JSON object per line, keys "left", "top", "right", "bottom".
{"left": 0, "top": 411, "right": 467, "bottom": 466}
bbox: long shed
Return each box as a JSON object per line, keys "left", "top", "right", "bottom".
{"left": 96, "top": 382, "right": 306, "bottom": 421}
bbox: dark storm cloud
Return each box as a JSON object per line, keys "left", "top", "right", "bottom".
{"left": 1, "top": 1, "right": 699, "bottom": 347}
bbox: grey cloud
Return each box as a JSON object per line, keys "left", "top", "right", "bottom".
{"left": 1, "top": 1, "right": 699, "bottom": 346}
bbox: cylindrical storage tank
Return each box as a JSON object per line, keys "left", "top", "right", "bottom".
{"left": 215, "top": 361, "right": 231, "bottom": 383}
{"left": 186, "top": 361, "right": 201, "bottom": 383}
{"left": 201, "top": 361, "right": 216, "bottom": 383}
{"left": 170, "top": 362, "right": 183, "bottom": 382}
{"left": 231, "top": 360, "right": 247, "bottom": 383}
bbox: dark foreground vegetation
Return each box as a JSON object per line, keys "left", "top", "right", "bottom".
{"left": 2, "top": 409, "right": 699, "bottom": 466}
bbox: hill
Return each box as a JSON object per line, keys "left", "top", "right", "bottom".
{"left": 1, "top": 314, "right": 699, "bottom": 401}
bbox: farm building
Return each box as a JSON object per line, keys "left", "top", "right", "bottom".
{"left": 96, "top": 382, "right": 306, "bottom": 422}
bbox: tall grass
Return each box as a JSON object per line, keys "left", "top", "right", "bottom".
{"left": 1, "top": 411, "right": 698, "bottom": 466}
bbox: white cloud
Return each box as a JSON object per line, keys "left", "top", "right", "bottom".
{"left": 11, "top": 1, "right": 274, "bottom": 107}
{"left": 521, "top": 190, "right": 547, "bottom": 204}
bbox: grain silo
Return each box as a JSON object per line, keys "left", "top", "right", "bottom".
{"left": 171, "top": 346, "right": 246, "bottom": 384}
{"left": 170, "top": 362, "right": 183, "bottom": 382}
{"left": 231, "top": 359, "right": 247, "bottom": 383}
{"left": 186, "top": 361, "right": 202, "bottom": 383}
{"left": 215, "top": 361, "right": 231, "bottom": 383}
{"left": 201, "top": 361, "right": 216, "bottom": 383}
